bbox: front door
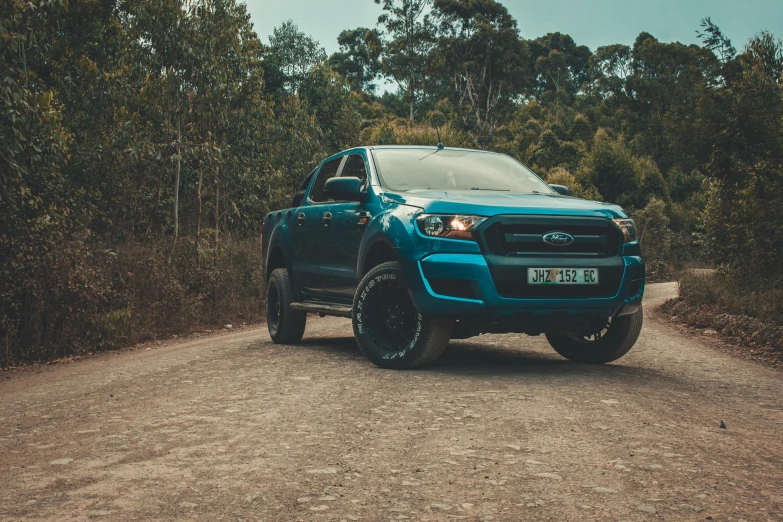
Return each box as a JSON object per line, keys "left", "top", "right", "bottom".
{"left": 317, "top": 154, "right": 370, "bottom": 298}
{"left": 289, "top": 157, "right": 343, "bottom": 295}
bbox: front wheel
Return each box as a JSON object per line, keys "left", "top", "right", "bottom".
{"left": 352, "top": 262, "right": 452, "bottom": 369}
{"left": 546, "top": 307, "right": 644, "bottom": 364}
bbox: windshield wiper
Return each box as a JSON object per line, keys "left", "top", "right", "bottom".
{"left": 470, "top": 188, "right": 510, "bottom": 191}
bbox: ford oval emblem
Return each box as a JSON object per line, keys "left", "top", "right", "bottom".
{"left": 542, "top": 231, "right": 574, "bottom": 246}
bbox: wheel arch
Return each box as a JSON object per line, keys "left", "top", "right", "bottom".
{"left": 266, "top": 244, "right": 287, "bottom": 281}
{"left": 361, "top": 238, "right": 399, "bottom": 276}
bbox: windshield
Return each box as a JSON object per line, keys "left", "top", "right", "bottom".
{"left": 371, "top": 149, "right": 554, "bottom": 194}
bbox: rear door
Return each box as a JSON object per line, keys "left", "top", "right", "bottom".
{"left": 317, "top": 153, "right": 371, "bottom": 298}
{"left": 289, "top": 157, "right": 344, "bottom": 294}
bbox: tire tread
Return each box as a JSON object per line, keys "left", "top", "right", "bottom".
{"left": 353, "top": 261, "right": 452, "bottom": 369}
{"left": 268, "top": 268, "right": 306, "bottom": 344}
{"left": 546, "top": 307, "right": 643, "bottom": 364}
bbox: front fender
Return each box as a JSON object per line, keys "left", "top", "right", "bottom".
{"left": 355, "top": 204, "right": 420, "bottom": 276}
{"left": 357, "top": 203, "right": 483, "bottom": 299}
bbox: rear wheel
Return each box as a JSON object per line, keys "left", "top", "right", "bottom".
{"left": 267, "top": 268, "right": 306, "bottom": 344}
{"left": 545, "top": 307, "right": 643, "bottom": 364}
{"left": 352, "top": 262, "right": 452, "bottom": 369}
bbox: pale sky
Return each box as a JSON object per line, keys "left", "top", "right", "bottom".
{"left": 245, "top": 0, "right": 782, "bottom": 54}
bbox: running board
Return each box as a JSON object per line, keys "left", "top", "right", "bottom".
{"left": 290, "top": 302, "right": 352, "bottom": 317}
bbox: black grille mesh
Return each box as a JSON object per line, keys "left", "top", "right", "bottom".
{"left": 482, "top": 217, "right": 621, "bottom": 257}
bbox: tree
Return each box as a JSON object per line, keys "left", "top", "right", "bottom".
{"left": 702, "top": 32, "right": 783, "bottom": 281}
{"left": 529, "top": 32, "right": 592, "bottom": 101}
{"left": 375, "top": 0, "right": 436, "bottom": 121}
{"left": 189, "top": 0, "right": 270, "bottom": 239}
{"left": 432, "top": 0, "right": 529, "bottom": 146}
{"left": 588, "top": 44, "right": 633, "bottom": 99}
{"left": 329, "top": 27, "right": 383, "bottom": 93}
{"left": 300, "top": 65, "right": 362, "bottom": 153}
{"left": 1, "top": 0, "right": 77, "bottom": 364}
{"left": 266, "top": 20, "right": 326, "bottom": 94}
{"left": 576, "top": 130, "right": 640, "bottom": 207}
{"left": 124, "top": 0, "right": 201, "bottom": 261}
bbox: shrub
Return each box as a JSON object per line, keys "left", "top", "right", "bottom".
{"left": 0, "top": 235, "right": 264, "bottom": 367}
{"left": 632, "top": 198, "right": 674, "bottom": 280}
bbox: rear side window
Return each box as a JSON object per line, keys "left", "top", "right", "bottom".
{"left": 340, "top": 154, "right": 368, "bottom": 186}
{"left": 291, "top": 169, "right": 316, "bottom": 207}
{"left": 309, "top": 157, "right": 343, "bottom": 203}
{"left": 299, "top": 170, "right": 316, "bottom": 192}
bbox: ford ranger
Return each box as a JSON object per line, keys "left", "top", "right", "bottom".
{"left": 261, "top": 146, "right": 645, "bottom": 369}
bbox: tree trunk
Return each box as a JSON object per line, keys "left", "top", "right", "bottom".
{"left": 168, "top": 117, "right": 181, "bottom": 265}
{"left": 409, "top": 77, "right": 414, "bottom": 121}
{"left": 196, "top": 158, "right": 204, "bottom": 268}
{"left": 214, "top": 166, "right": 220, "bottom": 245}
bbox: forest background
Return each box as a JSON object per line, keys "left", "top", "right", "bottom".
{"left": 2, "top": 0, "right": 781, "bottom": 366}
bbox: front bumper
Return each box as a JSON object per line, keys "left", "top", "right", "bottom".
{"left": 400, "top": 252, "right": 645, "bottom": 319}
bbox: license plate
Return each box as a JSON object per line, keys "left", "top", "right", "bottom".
{"left": 528, "top": 268, "right": 599, "bottom": 285}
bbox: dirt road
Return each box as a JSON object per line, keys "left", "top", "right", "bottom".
{"left": 2, "top": 283, "right": 782, "bottom": 521}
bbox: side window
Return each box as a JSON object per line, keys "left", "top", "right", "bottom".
{"left": 309, "top": 157, "right": 343, "bottom": 203}
{"left": 340, "top": 154, "right": 368, "bottom": 187}
{"left": 291, "top": 169, "right": 316, "bottom": 207}
{"left": 299, "top": 169, "right": 316, "bottom": 192}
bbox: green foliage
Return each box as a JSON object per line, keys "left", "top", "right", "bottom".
{"left": 529, "top": 32, "right": 591, "bottom": 101}
{"left": 633, "top": 198, "right": 674, "bottom": 280}
{"left": 300, "top": 65, "right": 362, "bottom": 153}
{"left": 329, "top": 27, "right": 383, "bottom": 92}
{"left": 265, "top": 20, "right": 327, "bottom": 93}
{"left": 701, "top": 32, "right": 783, "bottom": 286}
{"left": 361, "top": 118, "right": 472, "bottom": 148}
{"left": 576, "top": 130, "right": 640, "bottom": 207}
{"left": 375, "top": 0, "right": 436, "bottom": 121}
{"left": 433, "top": 0, "right": 529, "bottom": 146}
{"left": 544, "top": 168, "right": 602, "bottom": 201}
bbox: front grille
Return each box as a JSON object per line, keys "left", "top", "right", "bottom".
{"left": 481, "top": 216, "right": 625, "bottom": 299}
{"left": 482, "top": 216, "right": 622, "bottom": 257}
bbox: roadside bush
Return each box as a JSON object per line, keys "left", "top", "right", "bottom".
{"left": 544, "top": 167, "right": 602, "bottom": 200}
{"left": 663, "top": 270, "right": 783, "bottom": 355}
{"left": 677, "top": 271, "right": 783, "bottom": 324}
{"left": 0, "top": 236, "right": 264, "bottom": 367}
{"left": 360, "top": 118, "right": 472, "bottom": 148}
{"left": 633, "top": 198, "right": 674, "bottom": 280}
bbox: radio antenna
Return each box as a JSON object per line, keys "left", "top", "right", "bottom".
{"left": 436, "top": 127, "right": 444, "bottom": 150}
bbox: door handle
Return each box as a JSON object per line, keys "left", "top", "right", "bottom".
{"left": 296, "top": 212, "right": 305, "bottom": 226}
{"left": 322, "top": 212, "right": 332, "bottom": 226}
{"left": 357, "top": 211, "right": 371, "bottom": 226}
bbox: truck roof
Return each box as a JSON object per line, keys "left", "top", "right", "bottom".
{"left": 366, "top": 145, "right": 493, "bottom": 153}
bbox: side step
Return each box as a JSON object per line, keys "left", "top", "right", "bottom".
{"left": 290, "top": 302, "right": 353, "bottom": 318}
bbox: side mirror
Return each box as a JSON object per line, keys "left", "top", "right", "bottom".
{"left": 323, "top": 177, "right": 366, "bottom": 202}
{"left": 549, "top": 184, "right": 570, "bottom": 196}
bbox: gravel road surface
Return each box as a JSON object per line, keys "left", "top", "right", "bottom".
{"left": 1, "top": 283, "right": 782, "bottom": 521}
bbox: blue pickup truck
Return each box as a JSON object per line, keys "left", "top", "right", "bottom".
{"left": 261, "top": 146, "right": 645, "bottom": 369}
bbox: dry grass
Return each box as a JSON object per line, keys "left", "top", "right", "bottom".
{"left": 661, "top": 270, "right": 783, "bottom": 363}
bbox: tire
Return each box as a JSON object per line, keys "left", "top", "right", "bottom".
{"left": 266, "top": 268, "right": 306, "bottom": 344}
{"left": 352, "top": 261, "right": 453, "bottom": 369}
{"left": 545, "top": 307, "right": 644, "bottom": 364}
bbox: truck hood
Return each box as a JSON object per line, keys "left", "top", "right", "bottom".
{"left": 381, "top": 190, "right": 627, "bottom": 219}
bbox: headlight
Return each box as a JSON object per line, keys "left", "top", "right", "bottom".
{"left": 416, "top": 214, "right": 487, "bottom": 240}
{"left": 613, "top": 218, "right": 637, "bottom": 242}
